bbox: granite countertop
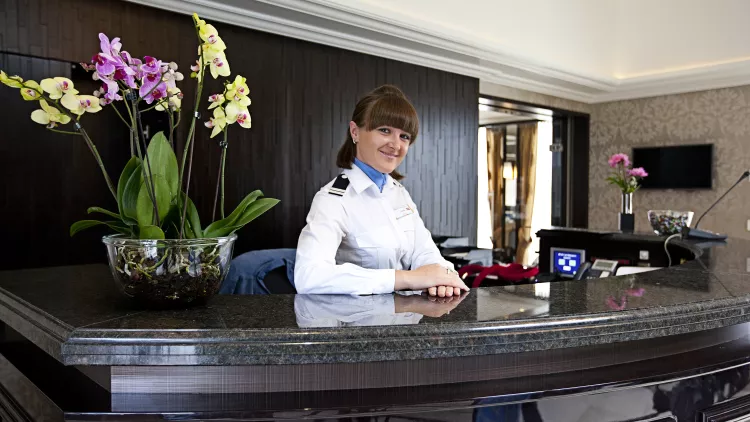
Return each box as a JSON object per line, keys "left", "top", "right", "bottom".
{"left": 1, "top": 237, "right": 750, "bottom": 366}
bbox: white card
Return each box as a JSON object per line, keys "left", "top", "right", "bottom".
{"left": 394, "top": 205, "right": 415, "bottom": 219}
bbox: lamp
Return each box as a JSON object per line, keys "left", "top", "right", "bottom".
{"left": 503, "top": 162, "right": 516, "bottom": 179}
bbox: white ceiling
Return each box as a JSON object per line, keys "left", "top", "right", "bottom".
{"left": 127, "top": 0, "right": 750, "bottom": 103}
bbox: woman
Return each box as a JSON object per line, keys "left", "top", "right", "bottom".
{"left": 294, "top": 85, "right": 469, "bottom": 297}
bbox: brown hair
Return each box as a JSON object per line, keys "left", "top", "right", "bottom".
{"left": 336, "top": 85, "right": 419, "bottom": 180}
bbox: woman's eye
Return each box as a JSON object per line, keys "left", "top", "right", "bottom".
{"left": 400, "top": 134, "right": 411, "bottom": 141}
{"left": 378, "top": 128, "right": 390, "bottom": 134}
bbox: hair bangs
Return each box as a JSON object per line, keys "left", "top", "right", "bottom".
{"left": 364, "top": 95, "right": 419, "bottom": 142}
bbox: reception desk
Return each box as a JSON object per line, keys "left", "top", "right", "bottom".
{"left": 2, "top": 232, "right": 750, "bottom": 420}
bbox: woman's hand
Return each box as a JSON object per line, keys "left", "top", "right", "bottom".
{"left": 395, "top": 264, "right": 469, "bottom": 295}
{"left": 426, "top": 285, "right": 463, "bottom": 297}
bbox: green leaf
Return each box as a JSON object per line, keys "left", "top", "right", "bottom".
{"left": 136, "top": 175, "right": 172, "bottom": 227}
{"left": 181, "top": 192, "right": 203, "bottom": 238}
{"left": 145, "top": 131, "right": 179, "bottom": 202}
{"left": 117, "top": 156, "right": 141, "bottom": 219}
{"left": 121, "top": 163, "right": 143, "bottom": 224}
{"left": 203, "top": 190, "right": 262, "bottom": 235}
{"left": 139, "top": 225, "right": 165, "bottom": 240}
{"left": 205, "top": 198, "right": 279, "bottom": 237}
{"left": 87, "top": 207, "right": 121, "bottom": 220}
{"left": 70, "top": 219, "right": 131, "bottom": 237}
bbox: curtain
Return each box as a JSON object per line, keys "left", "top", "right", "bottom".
{"left": 486, "top": 129, "right": 504, "bottom": 249}
{"left": 515, "top": 124, "right": 538, "bottom": 265}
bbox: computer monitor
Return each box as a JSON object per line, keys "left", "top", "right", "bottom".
{"left": 551, "top": 248, "right": 586, "bottom": 278}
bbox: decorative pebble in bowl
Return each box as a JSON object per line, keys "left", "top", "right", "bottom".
{"left": 647, "top": 210, "right": 694, "bottom": 236}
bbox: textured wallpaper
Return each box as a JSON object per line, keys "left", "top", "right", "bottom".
{"left": 589, "top": 86, "right": 750, "bottom": 238}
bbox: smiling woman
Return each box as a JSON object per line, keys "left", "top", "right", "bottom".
{"left": 294, "top": 85, "right": 469, "bottom": 297}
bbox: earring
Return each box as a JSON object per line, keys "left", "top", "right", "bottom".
{"left": 353, "top": 138, "right": 358, "bottom": 144}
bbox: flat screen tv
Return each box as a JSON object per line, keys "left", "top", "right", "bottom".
{"left": 632, "top": 144, "right": 713, "bottom": 189}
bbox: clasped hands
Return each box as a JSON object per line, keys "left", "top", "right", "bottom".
{"left": 395, "top": 263, "right": 469, "bottom": 297}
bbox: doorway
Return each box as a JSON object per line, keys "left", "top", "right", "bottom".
{"left": 477, "top": 96, "right": 590, "bottom": 266}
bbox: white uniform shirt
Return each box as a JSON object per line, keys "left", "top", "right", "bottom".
{"left": 294, "top": 165, "right": 453, "bottom": 295}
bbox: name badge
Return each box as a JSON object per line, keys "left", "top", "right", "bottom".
{"left": 394, "top": 205, "right": 415, "bottom": 219}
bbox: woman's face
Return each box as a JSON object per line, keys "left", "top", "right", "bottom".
{"left": 350, "top": 121, "right": 412, "bottom": 174}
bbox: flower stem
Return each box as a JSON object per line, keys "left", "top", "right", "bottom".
{"left": 179, "top": 22, "right": 207, "bottom": 238}
{"left": 168, "top": 110, "right": 175, "bottom": 149}
{"left": 131, "top": 97, "right": 160, "bottom": 226}
{"left": 47, "top": 128, "right": 82, "bottom": 136}
{"left": 110, "top": 102, "right": 131, "bottom": 129}
{"left": 211, "top": 129, "right": 228, "bottom": 221}
{"left": 124, "top": 97, "right": 142, "bottom": 159}
{"left": 220, "top": 136, "right": 227, "bottom": 219}
{"left": 79, "top": 125, "right": 118, "bottom": 201}
{"left": 140, "top": 102, "right": 162, "bottom": 113}
{"left": 179, "top": 130, "right": 196, "bottom": 239}
{"left": 39, "top": 92, "right": 117, "bottom": 201}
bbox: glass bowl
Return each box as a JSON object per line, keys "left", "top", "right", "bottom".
{"left": 647, "top": 210, "right": 694, "bottom": 236}
{"left": 102, "top": 234, "right": 237, "bottom": 308}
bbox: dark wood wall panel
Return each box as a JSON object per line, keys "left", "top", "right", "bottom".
{"left": 0, "top": 0, "right": 478, "bottom": 268}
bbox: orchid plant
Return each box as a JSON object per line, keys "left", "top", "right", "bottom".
{"left": 606, "top": 153, "right": 649, "bottom": 194}
{"left": 0, "top": 13, "right": 278, "bottom": 241}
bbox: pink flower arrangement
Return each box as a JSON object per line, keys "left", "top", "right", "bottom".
{"left": 608, "top": 153, "right": 630, "bottom": 168}
{"left": 606, "top": 153, "right": 648, "bottom": 194}
{"left": 627, "top": 167, "right": 648, "bottom": 178}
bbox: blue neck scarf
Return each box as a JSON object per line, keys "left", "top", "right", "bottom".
{"left": 354, "top": 158, "right": 387, "bottom": 192}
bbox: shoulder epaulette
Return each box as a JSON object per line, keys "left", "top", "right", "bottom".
{"left": 328, "top": 174, "right": 350, "bottom": 196}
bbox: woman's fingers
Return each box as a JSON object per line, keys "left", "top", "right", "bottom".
{"left": 437, "top": 285, "right": 447, "bottom": 297}
{"left": 453, "top": 286, "right": 461, "bottom": 296}
{"left": 428, "top": 286, "right": 437, "bottom": 296}
{"left": 449, "top": 276, "right": 470, "bottom": 292}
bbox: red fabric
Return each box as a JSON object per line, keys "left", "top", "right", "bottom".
{"left": 459, "top": 264, "right": 540, "bottom": 288}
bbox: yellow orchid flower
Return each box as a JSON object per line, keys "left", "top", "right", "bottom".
{"left": 40, "top": 77, "right": 78, "bottom": 100}
{"left": 199, "top": 24, "right": 226, "bottom": 52}
{"left": 155, "top": 87, "right": 182, "bottom": 112}
{"left": 30, "top": 99, "right": 71, "bottom": 127}
{"left": 226, "top": 102, "right": 251, "bottom": 129}
{"left": 229, "top": 94, "right": 251, "bottom": 108}
{"left": 20, "top": 81, "right": 42, "bottom": 101}
{"left": 193, "top": 13, "right": 207, "bottom": 29}
{"left": 0, "top": 70, "right": 24, "bottom": 88}
{"left": 226, "top": 75, "right": 249, "bottom": 99}
{"left": 205, "top": 107, "right": 227, "bottom": 138}
{"left": 203, "top": 49, "right": 230, "bottom": 79}
{"left": 61, "top": 93, "right": 102, "bottom": 115}
{"left": 207, "top": 93, "right": 225, "bottom": 109}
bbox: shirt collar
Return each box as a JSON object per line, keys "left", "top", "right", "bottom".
{"left": 344, "top": 163, "right": 394, "bottom": 195}
{"left": 353, "top": 158, "right": 388, "bottom": 192}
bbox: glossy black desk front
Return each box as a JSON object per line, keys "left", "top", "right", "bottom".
{"left": 1, "top": 235, "right": 750, "bottom": 420}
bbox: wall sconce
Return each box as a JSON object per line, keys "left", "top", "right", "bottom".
{"left": 503, "top": 162, "right": 516, "bottom": 180}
